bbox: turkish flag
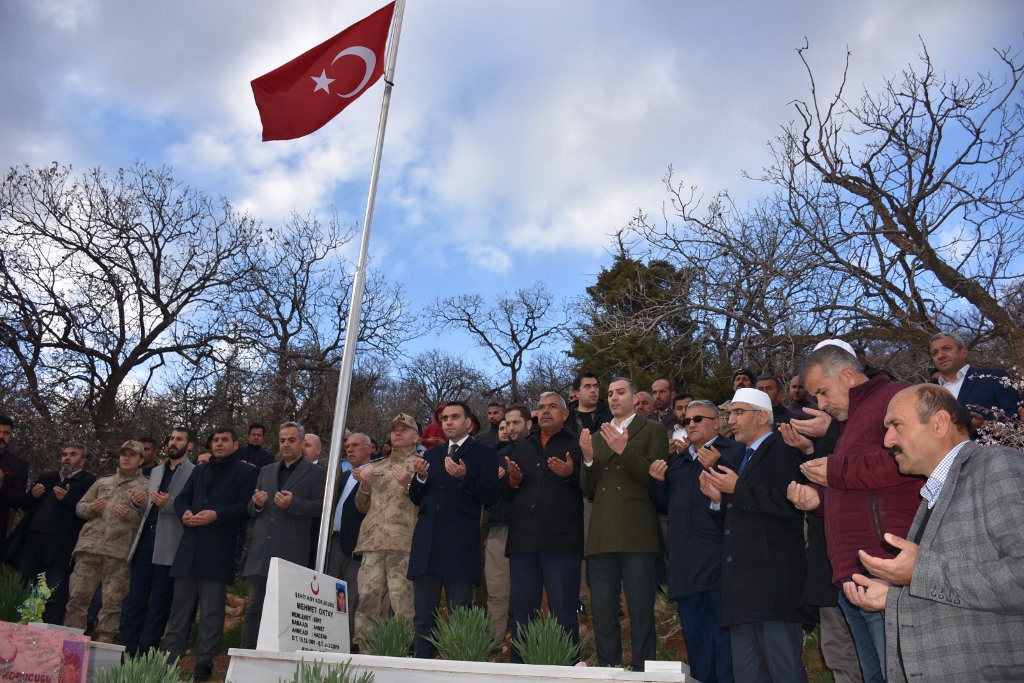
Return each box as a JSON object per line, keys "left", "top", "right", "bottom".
{"left": 252, "top": 2, "right": 396, "bottom": 141}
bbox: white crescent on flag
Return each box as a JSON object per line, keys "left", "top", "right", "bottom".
{"left": 332, "top": 46, "right": 377, "bottom": 98}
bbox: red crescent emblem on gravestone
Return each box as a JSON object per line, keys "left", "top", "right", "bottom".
{"left": 311, "top": 576, "right": 320, "bottom": 595}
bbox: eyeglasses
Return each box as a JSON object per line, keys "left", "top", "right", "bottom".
{"left": 680, "top": 415, "right": 716, "bottom": 426}
{"left": 727, "top": 408, "right": 757, "bottom": 418}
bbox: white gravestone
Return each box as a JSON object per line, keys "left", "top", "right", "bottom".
{"left": 257, "top": 557, "right": 350, "bottom": 653}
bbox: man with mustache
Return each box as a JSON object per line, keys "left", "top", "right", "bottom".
{"left": 13, "top": 442, "right": 96, "bottom": 624}
{"left": 785, "top": 342, "right": 923, "bottom": 683}
{"left": 844, "top": 384, "right": 1024, "bottom": 681}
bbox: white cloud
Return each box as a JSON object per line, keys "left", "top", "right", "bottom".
{"left": 2, "top": 0, "right": 1021, "bottom": 310}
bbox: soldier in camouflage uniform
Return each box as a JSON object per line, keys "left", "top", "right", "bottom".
{"left": 64, "top": 441, "right": 148, "bottom": 642}
{"left": 351, "top": 413, "right": 422, "bottom": 647}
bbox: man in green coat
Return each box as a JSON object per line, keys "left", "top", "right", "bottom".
{"left": 580, "top": 377, "right": 668, "bottom": 672}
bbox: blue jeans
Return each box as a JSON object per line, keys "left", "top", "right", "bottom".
{"left": 839, "top": 589, "right": 886, "bottom": 682}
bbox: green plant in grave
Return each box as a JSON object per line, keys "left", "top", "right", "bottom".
{"left": 281, "top": 659, "right": 374, "bottom": 683}
{"left": 93, "top": 649, "right": 191, "bottom": 683}
{"left": 17, "top": 573, "right": 50, "bottom": 624}
{"left": 0, "top": 571, "right": 30, "bottom": 623}
{"left": 425, "top": 605, "right": 498, "bottom": 661}
{"left": 362, "top": 614, "right": 414, "bottom": 657}
{"left": 511, "top": 611, "right": 580, "bottom": 666}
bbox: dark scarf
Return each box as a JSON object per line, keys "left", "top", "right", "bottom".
{"left": 207, "top": 450, "right": 236, "bottom": 487}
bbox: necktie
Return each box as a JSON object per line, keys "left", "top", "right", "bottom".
{"left": 738, "top": 447, "right": 755, "bottom": 474}
{"left": 448, "top": 443, "right": 458, "bottom": 459}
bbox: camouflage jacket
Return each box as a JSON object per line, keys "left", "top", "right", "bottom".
{"left": 74, "top": 467, "right": 148, "bottom": 560}
{"left": 353, "top": 446, "right": 421, "bottom": 554}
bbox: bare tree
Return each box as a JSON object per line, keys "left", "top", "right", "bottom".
{"left": 397, "top": 349, "right": 489, "bottom": 420}
{"left": 611, "top": 43, "right": 1024, "bottom": 381}
{"left": 767, "top": 41, "right": 1024, "bottom": 363}
{"left": 518, "top": 351, "right": 577, "bottom": 405}
{"left": 617, "top": 170, "right": 830, "bottom": 379}
{"left": 232, "top": 212, "right": 411, "bottom": 424}
{"left": 426, "top": 282, "right": 569, "bottom": 403}
{"left": 0, "top": 162, "right": 257, "bottom": 443}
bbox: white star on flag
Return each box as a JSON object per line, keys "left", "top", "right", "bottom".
{"left": 311, "top": 69, "right": 335, "bottom": 94}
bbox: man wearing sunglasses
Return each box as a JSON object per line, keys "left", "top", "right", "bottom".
{"left": 700, "top": 388, "right": 807, "bottom": 682}
{"left": 650, "top": 400, "right": 744, "bottom": 683}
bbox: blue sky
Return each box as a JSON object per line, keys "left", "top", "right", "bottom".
{"left": 2, "top": 0, "right": 1022, "bottom": 376}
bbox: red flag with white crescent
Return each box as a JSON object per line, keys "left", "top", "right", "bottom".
{"left": 251, "top": 2, "right": 396, "bottom": 141}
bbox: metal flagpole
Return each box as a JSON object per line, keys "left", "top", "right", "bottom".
{"left": 316, "top": 0, "right": 407, "bottom": 573}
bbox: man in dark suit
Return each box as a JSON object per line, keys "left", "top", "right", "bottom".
{"left": 240, "top": 421, "right": 326, "bottom": 649}
{"left": 845, "top": 384, "right": 1024, "bottom": 682}
{"left": 579, "top": 377, "right": 668, "bottom": 672}
{"left": 11, "top": 442, "right": 95, "bottom": 624}
{"left": 929, "top": 331, "right": 1020, "bottom": 426}
{"left": 700, "top": 388, "right": 807, "bottom": 683}
{"left": 650, "top": 400, "right": 743, "bottom": 683}
{"left": 326, "top": 432, "right": 370, "bottom": 649}
{"left": 0, "top": 415, "right": 28, "bottom": 560}
{"left": 408, "top": 401, "right": 499, "bottom": 659}
{"left": 121, "top": 427, "right": 196, "bottom": 656}
{"left": 504, "top": 392, "right": 584, "bottom": 662}
{"left": 162, "top": 427, "right": 258, "bottom": 683}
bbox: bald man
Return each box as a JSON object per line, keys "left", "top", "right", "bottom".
{"left": 303, "top": 434, "right": 323, "bottom": 465}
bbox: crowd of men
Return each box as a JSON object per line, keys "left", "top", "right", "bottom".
{"left": 0, "top": 331, "right": 1022, "bottom": 682}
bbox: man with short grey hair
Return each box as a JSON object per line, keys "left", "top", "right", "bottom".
{"left": 928, "top": 331, "right": 1020, "bottom": 427}
{"left": 326, "top": 431, "right": 372, "bottom": 649}
{"left": 649, "top": 399, "right": 742, "bottom": 683}
{"left": 239, "top": 422, "right": 326, "bottom": 649}
{"left": 785, "top": 342, "right": 921, "bottom": 683}
{"left": 701, "top": 388, "right": 806, "bottom": 682}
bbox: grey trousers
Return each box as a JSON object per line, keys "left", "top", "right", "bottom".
{"left": 328, "top": 538, "right": 361, "bottom": 648}
{"left": 821, "top": 605, "right": 865, "bottom": 683}
{"left": 161, "top": 578, "right": 226, "bottom": 669}
{"left": 239, "top": 575, "right": 267, "bottom": 650}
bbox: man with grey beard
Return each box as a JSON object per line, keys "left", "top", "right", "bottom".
{"left": 13, "top": 442, "right": 96, "bottom": 624}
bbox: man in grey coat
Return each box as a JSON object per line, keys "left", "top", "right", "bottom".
{"left": 121, "top": 427, "right": 196, "bottom": 656}
{"left": 844, "top": 384, "right": 1024, "bottom": 682}
{"left": 239, "top": 421, "right": 326, "bottom": 649}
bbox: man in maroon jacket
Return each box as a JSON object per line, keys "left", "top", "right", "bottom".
{"left": 785, "top": 342, "right": 923, "bottom": 683}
